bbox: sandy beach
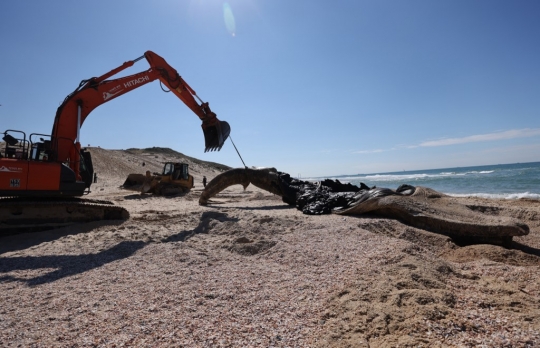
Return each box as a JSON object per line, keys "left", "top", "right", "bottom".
{"left": 1, "top": 147, "right": 540, "bottom": 347}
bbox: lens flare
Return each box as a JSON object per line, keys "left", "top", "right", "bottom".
{"left": 223, "top": 2, "right": 236, "bottom": 36}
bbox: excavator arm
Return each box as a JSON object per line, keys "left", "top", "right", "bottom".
{"left": 51, "top": 51, "right": 230, "bottom": 179}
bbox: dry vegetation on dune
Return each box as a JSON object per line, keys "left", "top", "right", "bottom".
{"left": 1, "top": 147, "right": 540, "bottom": 347}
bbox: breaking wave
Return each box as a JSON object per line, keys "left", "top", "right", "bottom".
{"left": 449, "top": 192, "right": 540, "bottom": 200}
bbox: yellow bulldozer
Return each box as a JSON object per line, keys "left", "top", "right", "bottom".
{"left": 123, "top": 162, "right": 194, "bottom": 196}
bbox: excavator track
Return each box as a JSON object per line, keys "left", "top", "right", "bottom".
{"left": 0, "top": 197, "right": 129, "bottom": 236}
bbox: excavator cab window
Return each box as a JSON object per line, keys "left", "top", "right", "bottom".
{"left": 30, "top": 142, "right": 47, "bottom": 161}
{"left": 29, "top": 134, "right": 52, "bottom": 161}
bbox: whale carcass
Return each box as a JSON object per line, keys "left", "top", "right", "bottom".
{"left": 199, "top": 167, "right": 529, "bottom": 246}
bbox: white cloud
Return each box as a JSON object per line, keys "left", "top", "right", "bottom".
{"left": 352, "top": 148, "right": 386, "bottom": 154}
{"left": 417, "top": 128, "right": 540, "bottom": 147}
{"left": 352, "top": 128, "right": 540, "bottom": 154}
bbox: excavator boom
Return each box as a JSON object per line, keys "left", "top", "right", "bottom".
{"left": 52, "top": 51, "right": 230, "bottom": 178}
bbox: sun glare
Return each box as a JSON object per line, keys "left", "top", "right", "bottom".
{"left": 223, "top": 2, "right": 236, "bottom": 37}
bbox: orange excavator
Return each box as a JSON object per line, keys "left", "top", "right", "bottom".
{"left": 0, "top": 51, "right": 230, "bottom": 234}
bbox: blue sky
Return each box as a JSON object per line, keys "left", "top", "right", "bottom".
{"left": 1, "top": 1, "right": 539, "bottom": 177}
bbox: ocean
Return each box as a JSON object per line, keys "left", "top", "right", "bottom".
{"left": 310, "top": 162, "right": 540, "bottom": 200}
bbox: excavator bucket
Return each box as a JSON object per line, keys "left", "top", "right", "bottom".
{"left": 204, "top": 120, "right": 231, "bottom": 152}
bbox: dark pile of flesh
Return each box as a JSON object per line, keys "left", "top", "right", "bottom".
{"left": 276, "top": 172, "right": 415, "bottom": 215}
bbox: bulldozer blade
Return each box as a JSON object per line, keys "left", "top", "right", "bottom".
{"left": 204, "top": 120, "right": 230, "bottom": 152}
{"left": 123, "top": 174, "right": 146, "bottom": 188}
{"left": 123, "top": 172, "right": 156, "bottom": 194}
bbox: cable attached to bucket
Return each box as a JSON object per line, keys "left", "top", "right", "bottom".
{"left": 229, "top": 136, "right": 247, "bottom": 168}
